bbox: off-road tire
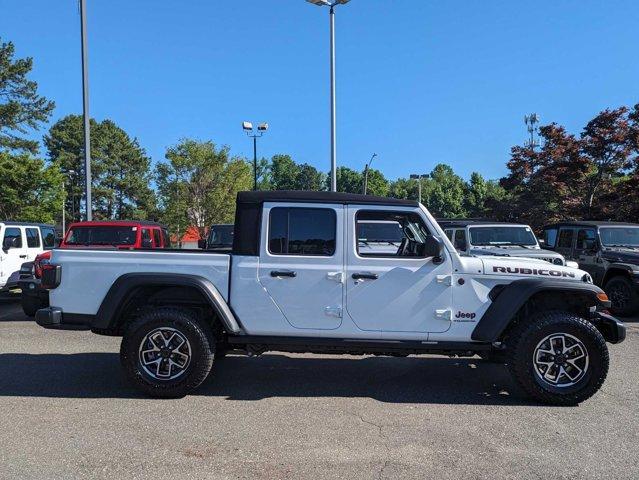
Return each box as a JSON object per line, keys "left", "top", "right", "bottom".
{"left": 21, "top": 295, "right": 42, "bottom": 317}
{"left": 506, "top": 311, "right": 609, "bottom": 406}
{"left": 120, "top": 307, "right": 215, "bottom": 398}
{"left": 605, "top": 276, "right": 639, "bottom": 317}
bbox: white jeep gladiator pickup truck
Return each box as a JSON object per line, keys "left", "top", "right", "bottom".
{"left": 36, "top": 191, "right": 626, "bottom": 405}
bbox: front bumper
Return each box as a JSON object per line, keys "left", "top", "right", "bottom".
{"left": 35, "top": 307, "right": 93, "bottom": 331}
{"left": 592, "top": 311, "right": 626, "bottom": 344}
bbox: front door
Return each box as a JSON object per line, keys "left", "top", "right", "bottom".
{"left": 575, "top": 228, "right": 604, "bottom": 283}
{"left": 345, "top": 206, "right": 452, "bottom": 335}
{"left": 258, "top": 203, "right": 344, "bottom": 330}
{"left": 0, "top": 227, "right": 27, "bottom": 287}
{"left": 555, "top": 228, "right": 576, "bottom": 261}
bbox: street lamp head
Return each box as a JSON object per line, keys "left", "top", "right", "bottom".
{"left": 409, "top": 174, "right": 419, "bottom": 180}
{"left": 335, "top": 0, "right": 351, "bottom": 4}
{"left": 306, "top": 0, "right": 330, "bottom": 5}
{"left": 257, "top": 123, "right": 269, "bottom": 131}
{"left": 242, "top": 121, "right": 253, "bottom": 131}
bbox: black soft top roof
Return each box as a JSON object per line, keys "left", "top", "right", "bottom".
{"left": 236, "top": 190, "right": 419, "bottom": 207}
{"left": 543, "top": 221, "right": 639, "bottom": 229}
{"left": 233, "top": 190, "right": 419, "bottom": 256}
{"left": 438, "top": 219, "right": 506, "bottom": 228}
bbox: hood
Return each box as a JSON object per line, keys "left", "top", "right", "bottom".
{"left": 601, "top": 249, "right": 639, "bottom": 267}
{"left": 480, "top": 256, "right": 590, "bottom": 282}
{"left": 469, "top": 247, "right": 564, "bottom": 264}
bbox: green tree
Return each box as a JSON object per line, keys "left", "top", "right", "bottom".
{"left": 464, "top": 172, "right": 506, "bottom": 218}
{"left": 363, "top": 168, "right": 390, "bottom": 196}
{"left": 0, "top": 38, "right": 55, "bottom": 154}
{"left": 389, "top": 177, "right": 419, "bottom": 200}
{"left": 270, "top": 154, "right": 300, "bottom": 190}
{"left": 45, "top": 115, "right": 155, "bottom": 221}
{"left": 156, "top": 139, "right": 252, "bottom": 239}
{"left": 0, "top": 152, "right": 63, "bottom": 222}
{"left": 296, "top": 163, "right": 324, "bottom": 191}
{"left": 422, "top": 164, "right": 467, "bottom": 218}
{"left": 334, "top": 166, "right": 363, "bottom": 193}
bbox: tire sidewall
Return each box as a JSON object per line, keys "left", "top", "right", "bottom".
{"left": 605, "top": 276, "right": 639, "bottom": 316}
{"left": 121, "top": 309, "right": 214, "bottom": 397}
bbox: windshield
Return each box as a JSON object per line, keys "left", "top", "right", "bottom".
{"left": 600, "top": 227, "right": 639, "bottom": 247}
{"left": 65, "top": 226, "right": 137, "bottom": 246}
{"left": 358, "top": 221, "right": 404, "bottom": 243}
{"left": 469, "top": 226, "right": 538, "bottom": 247}
{"left": 207, "top": 225, "right": 234, "bottom": 246}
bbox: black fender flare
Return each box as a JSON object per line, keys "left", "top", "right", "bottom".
{"left": 93, "top": 273, "right": 241, "bottom": 334}
{"left": 471, "top": 279, "right": 609, "bottom": 342}
{"left": 603, "top": 263, "right": 638, "bottom": 283}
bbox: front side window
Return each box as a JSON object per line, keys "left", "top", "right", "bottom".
{"left": 469, "top": 226, "right": 537, "bottom": 247}
{"left": 41, "top": 227, "right": 56, "bottom": 249}
{"left": 2, "top": 228, "right": 22, "bottom": 249}
{"left": 152, "top": 229, "right": 162, "bottom": 247}
{"left": 66, "top": 226, "right": 138, "bottom": 246}
{"left": 599, "top": 227, "right": 639, "bottom": 248}
{"left": 26, "top": 228, "right": 40, "bottom": 248}
{"left": 269, "top": 207, "right": 336, "bottom": 256}
{"left": 557, "top": 229, "right": 574, "bottom": 248}
{"left": 544, "top": 228, "right": 558, "bottom": 248}
{"left": 208, "top": 225, "right": 234, "bottom": 247}
{"left": 356, "top": 210, "right": 430, "bottom": 258}
{"left": 576, "top": 229, "right": 596, "bottom": 250}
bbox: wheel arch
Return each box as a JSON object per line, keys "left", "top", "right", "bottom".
{"left": 471, "top": 279, "right": 609, "bottom": 343}
{"left": 93, "top": 273, "right": 241, "bottom": 335}
{"left": 602, "top": 264, "right": 634, "bottom": 285}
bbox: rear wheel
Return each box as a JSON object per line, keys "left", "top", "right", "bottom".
{"left": 605, "top": 276, "right": 639, "bottom": 316}
{"left": 507, "top": 311, "right": 609, "bottom": 406}
{"left": 120, "top": 307, "right": 215, "bottom": 398}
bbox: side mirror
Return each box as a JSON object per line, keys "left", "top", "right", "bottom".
{"left": 584, "top": 239, "right": 598, "bottom": 252}
{"left": 3, "top": 237, "right": 18, "bottom": 251}
{"left": 424, "top": 235, "right": 444, "bottom": 261}
{"left": 141, "top": 238, "right": 153, "bottom": 249}
{"left": 198, "top": 239, "right": 207, "bottom": 250}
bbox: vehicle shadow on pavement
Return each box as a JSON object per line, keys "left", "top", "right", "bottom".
{"left": 0, "top": 352, "right": 537, "bottom": 406}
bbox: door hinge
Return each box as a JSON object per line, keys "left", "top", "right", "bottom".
{"left": 436, "top": 274, "right": 453, "bottom": 286}
{"left": 326, "top": 271, "right": 344, "bottom": 284}
{"left": 325, "top": 306, "right": 343, "bottom": 318}
{"left": 434, "top": 309, "right": 453, "bottom": 321}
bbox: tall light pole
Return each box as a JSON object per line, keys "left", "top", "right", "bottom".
{"left": 62, "top": 170, "right": 76, "bottom": 234}
{"left": 243, "top": 121, "right": 268, "bottom": 190}
{"left": 306, "top": 0, "right": 351, "bottom": 192}
{"left": 79, "top": 0, "right": 92, "bottom": 220}
{"left": 363, "top": 153, "right": 377, "bottom": 195}
{"left": 410, "top": 174, "right": 429, "bottom": 204}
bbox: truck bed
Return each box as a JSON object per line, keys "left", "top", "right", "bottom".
{"left": 49, "top": 249, "right": 231, "bottom": 316}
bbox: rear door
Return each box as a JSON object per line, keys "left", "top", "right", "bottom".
{"left": 257, "top": 203, "right": 344, "bottom": 330}
{"left": 1, "top": 227, "right": 27, "bottom": 286}
{"left": 555, "top": 227, "right": 576, "bottom": 260}
{"left": 345, "top": 206, "right": 452, "bottom": 335}
{"left": 574, "top": 228, "right": 603, "bottom": 282}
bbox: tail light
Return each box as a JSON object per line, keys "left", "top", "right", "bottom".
{"left": 34, "top": 251, "right": 52, "bottom": 279}
{"left": 41, "top": 263, "right": 61, "bottom": 289}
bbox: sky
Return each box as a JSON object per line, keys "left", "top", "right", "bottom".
{"left": 2, "top": 0, "right": 638, "bottom": 181}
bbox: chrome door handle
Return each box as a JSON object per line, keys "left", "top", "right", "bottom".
{"left": 270, "top": 270, "right": 297, "bottom": 278}
{"left": 352, "top": 273, "right": 378, "bottom": 280}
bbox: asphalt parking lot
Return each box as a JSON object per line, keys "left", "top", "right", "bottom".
{"left": 1, "top": 294, "right": 638, "bottom": 480}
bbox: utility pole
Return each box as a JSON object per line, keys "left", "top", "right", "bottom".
{"left": 363, "top": 153, "right": 377, "bottom": 195}
{"left": 79, "top": 0, "right": 92, "bottom": 220}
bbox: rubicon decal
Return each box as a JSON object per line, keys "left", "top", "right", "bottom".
{"left": 493, "top": 266, "right": 575, "bottom": 278}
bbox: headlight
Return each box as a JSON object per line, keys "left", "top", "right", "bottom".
{"left": 553, "top": 258, "right": 563, "bottom": 265}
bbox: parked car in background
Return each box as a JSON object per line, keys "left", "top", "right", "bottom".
{"left": 542, "top": 221, "right": 639, "bottom": 315}
{"left": 199, "top": 224, "right": 234, "bottom": 251}
{"left": 1, "top": 222, "right": 57, "bottom": 292}
{"left": 439, "top": 220, "right": 573, "bottom": 267}
{"left": 19, "top": 220, "right": 169, "bottom": 316}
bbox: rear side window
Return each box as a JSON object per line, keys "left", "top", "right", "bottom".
{"left": 162, "top": 228, "right": 170, "bottom": 248}
{"left": 557, "top": 229, "right": 574, "bottom": 248}
{"left": 544, "top": 228, "right": 558, "bottom": 248}
{"left": 41, "top": 227, "right": 56, "bottom": 249}
{"left": 2, "top": 228, "right": 22, "bottom": 248}
{"left": 152, "top": 229, "right": 162, "bottom": 247}
{"left": 26, "top": 228, "right": 40, "bottom": 248}
{"left": 268, "top": 207, "right": 336, "bottom": 256}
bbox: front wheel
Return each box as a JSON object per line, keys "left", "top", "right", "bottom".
{"left": 605, "top": 276, "right": 639, "bottom": 316}
{"left": 507, "top": 311, "right": 609, "bottom": 406}
{"left": 120, "top": 307, "right": 215, "bottom": 398}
